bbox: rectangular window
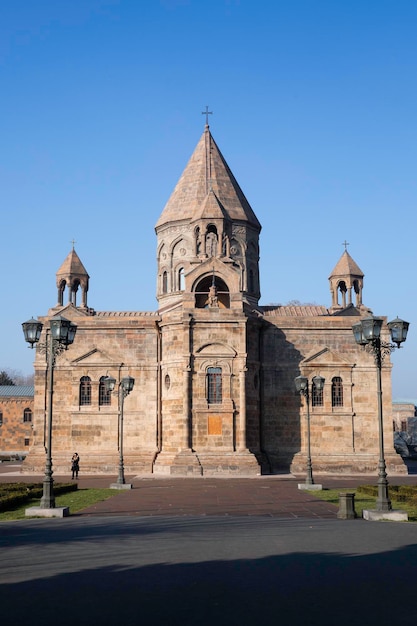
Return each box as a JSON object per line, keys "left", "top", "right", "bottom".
{"left": 207, "top": 367, "right": 222, "bottom": 404}
{"left": 24, "top": 438, "right": 30, "bottom": 446}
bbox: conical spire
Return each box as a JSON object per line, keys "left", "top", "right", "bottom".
{"left": 329, "top": 250, "right": 364, "bottom": 280}
{"left": 155, "top": 125, "right": 260, "bottom": 230}
{"left": 57, "top": 248, "right": 89, "bottom": 278}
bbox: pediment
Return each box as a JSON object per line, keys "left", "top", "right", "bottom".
{"left": 301, "top": 347, "right": 351, "bottom": 367}
{"left": 188, "top": 257, "right": 239, "bottom": 290}
{"left": 196, "top": 342, "right": 237, "bottom": 357}
{"left": 71, "top": 347, "right": 114, "bottom": 365}
{"left": 47, "top": 304, "right": 90, "bottom": 318}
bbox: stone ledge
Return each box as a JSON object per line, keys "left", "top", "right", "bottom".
{"left": 298, "top": 483, "right": 323, "bottom": 491}
{"left": 362, "top": 509, "right": 408, "bottom": 522}
{"left": 25, "top": 506, "right": 70, "bottom": 518}
{"left": 110, "top": 483, "right": 132, "bottom": 489}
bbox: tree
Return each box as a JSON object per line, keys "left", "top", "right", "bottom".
{"left": 0, "top": 370, "right": 15, "bottom": 385}
{"left": 0, "top": 368, "right": 34, "bottom": 386}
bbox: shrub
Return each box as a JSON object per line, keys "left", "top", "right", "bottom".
{"left": 0, "top": 482, "right": 77, "bottom": 512}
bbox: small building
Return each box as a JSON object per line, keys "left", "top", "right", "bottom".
{"left": 392, "top": 402, "right": 417, "bottom": 433}
{"left": 0, "top": 386, "right": 34, "bottom": 458}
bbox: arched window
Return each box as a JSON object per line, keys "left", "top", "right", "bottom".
{"left": 99, "top": 376, "right": 111, "bottom": 406}
{"left": 337, "top": 281, "right": 347, "bottom": 308}
{"left": 195, "top": 276, "right": 230, "bottom": 308}
{"left": 178, "top": 267, "right": 185, "bottom": 291}
{"left": 332, "top": 377, "right": 343, "bottom": 407}
{"left": 23, "top": 408, "right": 32, "bottom": 422}
{"left": 0, "top": 411, "right": 3, "bottom": 426}
{"left": 312, "top": 379, "right": 324, "bottom": 407}
{"left": 162, "top": 271, "right": 168, "bottom": 294}
{"left": 79, "top": 376, "right": 92, "bottom": 406}
{"left": 207, "top": 367, "right": 222, "bottom": 404}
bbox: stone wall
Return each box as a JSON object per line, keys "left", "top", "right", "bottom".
{"left": 0, "top": 396, "right": 34, "bottom": 455}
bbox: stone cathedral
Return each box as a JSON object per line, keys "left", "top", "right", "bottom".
{"left": 23, "top": 122, "right": 405, "bottom": 476}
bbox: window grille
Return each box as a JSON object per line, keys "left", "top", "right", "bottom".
{"left": 207, "top": 367, "right": 222, "bottom": 404}
{"left": 99, "top": 376, "right": 111, "bottom": 406}
{"left": 332, "top": 377, "right": 343, "bottom": 407}
{"left": 80, "top": 376, "right": 92, "bottom": 406}
{"left": 312, "top": 380, "right": 324, "bottom": 407}
{"left": 23, "top": 408, "right": 32, "bottom": 422}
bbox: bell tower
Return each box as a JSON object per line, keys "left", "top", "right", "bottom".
{"left": 153, "top": 119, "right": 263, "bottom": 476}
{"left": 56, "top": 245, "right": 89, "bottom": 309}
{"left": 329, "top": 247, "right": 364, "bottom": 312}
{"left": 155, "top": 121, "right": 261, "bottom": 312}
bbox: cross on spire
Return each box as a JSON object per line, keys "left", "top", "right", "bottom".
{"left": 342, "top": 240, "right": 350, "bottom": 251}
{"left": 202, "top": 106, "right": 213, "bottom": 126}
{"left": 70, "top": 239, "right": 76, "bottom": 250}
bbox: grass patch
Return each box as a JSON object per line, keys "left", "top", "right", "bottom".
{"left": 309, "top": 486, "right": 417, "bottom": 521}
{"left": 0, "top": 488, "right": 121, "bottom": 521}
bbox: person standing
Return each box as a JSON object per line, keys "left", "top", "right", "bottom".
{"left": 71, "top": 452, "right": 80, "bottom": 479}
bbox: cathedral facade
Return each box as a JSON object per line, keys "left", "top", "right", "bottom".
{"left": 23, "top": 124, "right": 405, "bottom": 476}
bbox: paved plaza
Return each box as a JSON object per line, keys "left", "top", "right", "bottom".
{"left": 1, "top": 464, "right": 417, "bottom": 625}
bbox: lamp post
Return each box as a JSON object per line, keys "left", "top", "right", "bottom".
{"left": 22, "top": 315, "right": 77, "bottom": 510}
{"left": 295, "top": 374, "right": 325, "bottom": 489}
{"left": 103, "top": 375, "right": 135, "bottom": 488}
{"left": 352, "top": 315, "right": 409, "bottom": 512}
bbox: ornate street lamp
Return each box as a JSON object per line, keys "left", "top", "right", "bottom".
{"left": 103, "top": 375, "right": 135, "bottom": 488}
{"left": 295, "top": 374, "right": 325, "bottom": 488}
{"left": 22, "top": 315, "right": 77, "bottom": 510}
{"left": 352, "top": 315, "right": 409, "bottom": 512}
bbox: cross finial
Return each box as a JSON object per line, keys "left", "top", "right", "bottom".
{"left": 342, "top": 240, "right": 349, "bottom": 251}
{"left": 70, "top": 239, "right": 76, "bottom": 250}
{"left": 202, "top": 106, "right": 213, "bottom": 126}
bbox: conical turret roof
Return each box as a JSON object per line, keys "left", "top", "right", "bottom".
{"left": 329, "top": 250, "right": 364, "bottom": 279}
{"left": 155, "top": 125, "right": 261, "bottom": 230}
{"left": 57, "top": 248, "right": 89, "bottom": 279}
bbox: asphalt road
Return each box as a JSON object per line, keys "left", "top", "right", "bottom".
{"left": 1, "top": 514, "right": 417, "bottom": 626}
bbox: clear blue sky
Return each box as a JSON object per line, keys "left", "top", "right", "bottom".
{"left": 1, "top": 0, "right": 416, "bottom": 400}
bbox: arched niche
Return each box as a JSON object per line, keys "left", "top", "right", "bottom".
{"left": 194, "top": 275, "right": 230, "bottom": 308}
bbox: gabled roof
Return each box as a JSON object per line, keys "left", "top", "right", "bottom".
{"left": 262, "top": 305, "right": 329, "bottom": 317}
{"left": 155, "top": 125, "right": 261, "bottom": 230}
{"left": 0, "top": 386, "right": 34, "bottom": 397}
{"left": 329, "top": 250, "right": 364, "bottom": 279}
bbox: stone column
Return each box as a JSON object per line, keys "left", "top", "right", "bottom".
{"left": 182, "top": 314, "right": 193, "bottom": 450}
{"left": 183, "top": 366, "right": 191, "bottom": 449}
{"left": 238, "top": 368, "right": 247, "bottom": 451}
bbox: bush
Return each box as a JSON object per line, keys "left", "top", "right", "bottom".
{"left": 0, "top": 482, "right": 78, "bottom": 512}
{"left": 356, "top": 484, "right": 417, "bottom": 504}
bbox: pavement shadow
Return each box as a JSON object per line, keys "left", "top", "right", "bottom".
{"left": 1, "top": 543, "right": 417, "bottom": 626}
